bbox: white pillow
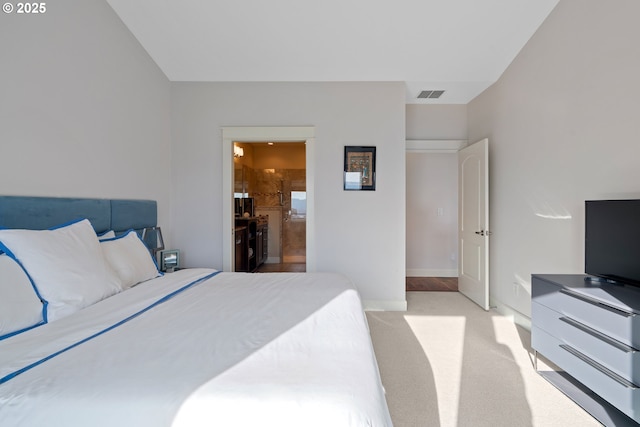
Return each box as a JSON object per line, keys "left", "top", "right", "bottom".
{"left": 0, "top": 254, "right": 44, "bottom": 339}
{"left": 0, "top": 219, "right": 122, "bottom": 322}
{"left": 97, "top": 230, "right": 116, "bottom": 240}
{"left": 100, "top": 230, "right": 161, "bottom": 290}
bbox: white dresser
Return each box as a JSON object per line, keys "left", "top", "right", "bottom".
{"left": 532, "top": 274, "right": 640, "bottom": 426}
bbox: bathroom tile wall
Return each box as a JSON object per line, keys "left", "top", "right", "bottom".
{"left": 252, "top": 168, "right": 306, "bottom": 262}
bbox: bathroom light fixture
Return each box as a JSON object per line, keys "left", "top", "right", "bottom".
{"left": 234, "top": 145, "right": 244, "bottom": 158}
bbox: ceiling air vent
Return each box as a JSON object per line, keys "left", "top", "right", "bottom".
{"left": 417, "top": 90, "right": 445, "bottom": 99}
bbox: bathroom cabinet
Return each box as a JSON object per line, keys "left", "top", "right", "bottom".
{"left": 235, "top": 217, "right": 268, "bottom": 272}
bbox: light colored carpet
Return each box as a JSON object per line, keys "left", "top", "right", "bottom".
{"left": 366, "top": 292, "right": 601, "bottom": 427}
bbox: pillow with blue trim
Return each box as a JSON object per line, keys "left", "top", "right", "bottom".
{"left": 0, "top": 219, "right": 122, "bottom": 322}
{"left": 100, "top": 230, "right": 161, "bottom": 290}
{"left": 97, "top": 230, "right": 116, "bottom": 240}
{"left": 0, "top": 254, "right": 44, "bottom": 340}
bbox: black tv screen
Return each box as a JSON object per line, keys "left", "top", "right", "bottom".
{"left": 585, "top": 199, "right": 640, "bottom": 286}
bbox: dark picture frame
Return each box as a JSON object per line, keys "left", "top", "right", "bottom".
{"left": 344, "top": 146, "right": 376, "bottom": 191}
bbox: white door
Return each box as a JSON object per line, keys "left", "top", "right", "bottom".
{"left": 458, "top": 139, "right": 490, "bottom": 310}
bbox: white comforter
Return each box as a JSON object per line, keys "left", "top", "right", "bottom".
{"left": 0, "top": 269, "right": 392, "bottom": 427}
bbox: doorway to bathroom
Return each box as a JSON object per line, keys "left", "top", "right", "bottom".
{"left": 221, "top": 126, "right": 315, "bottom": 273}
{"left": 233, "top": 141, "right": 307, "bottom": 272}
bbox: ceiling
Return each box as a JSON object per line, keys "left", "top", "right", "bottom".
{"left": 106, "top": 0, "right": 559, "bottom": 104}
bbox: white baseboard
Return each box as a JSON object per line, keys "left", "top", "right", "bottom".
{"left": 363, "top": 299, "right": 407, "bottom": 312}
{"left": 406, "top": 269, "right": 458, "bottom": 277}
{"left": 490, "top": 297, "right": 532, "bottom": 331}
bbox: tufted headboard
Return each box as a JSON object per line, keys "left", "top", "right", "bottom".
{"left": 0, "top": 196, "right": 157, "bottom": 233}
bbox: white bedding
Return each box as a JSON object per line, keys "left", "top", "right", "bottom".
{"left": 0, "top": 269, "right": 392, "bottom": 427}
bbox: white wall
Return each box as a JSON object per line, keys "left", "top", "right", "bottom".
{"left": 171, "top": 82, "right": 407, "bottom": 309}
{"left": 0, "top": 0, "right": 172, "bottom": 239}
{"left": 468, "top": 0, "right": 640, "bottom": 321}
{"left": 405, "top": 105, "right": 467, "bottom": 276}
{"left": 406, "top": 105, "right": 467, "bottom": 140}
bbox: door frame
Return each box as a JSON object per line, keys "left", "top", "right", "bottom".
{"left": 405, "top": 138, "right": 490, "bottom": 310}
{"left": 405, "top": 139, "right": 467, "bottom": 154}
{"left": 222, "top": 126, "right": 316, "bottom": 272}
{"left": 405, "top": 139, "right": 467, "bottom": 277}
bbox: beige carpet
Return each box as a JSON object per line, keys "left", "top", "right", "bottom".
{"left": 366, "top": 292, "right": 601, "bottom": 427}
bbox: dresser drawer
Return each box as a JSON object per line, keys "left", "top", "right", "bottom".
{"left": 533, "top": 302, "right": 640, "bottom": 384}
{"left": 534, "top": 284, "right": 640, "bottom": 349}
{"left": 533, "top": 327, "right": 640, "bottom": 423}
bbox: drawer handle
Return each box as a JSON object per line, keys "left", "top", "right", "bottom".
{"left": 560, "top": 317, "right": 638, "bottom": 353}
{"left": 560, "top": 344, "right": 639, "bottom": 389}
{"left": 559, "top": 289, "right": 636, "bottom": 318}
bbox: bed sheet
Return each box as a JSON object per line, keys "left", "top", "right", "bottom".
{"left": 0, "top": 269, "right": 392, "bottom": 427}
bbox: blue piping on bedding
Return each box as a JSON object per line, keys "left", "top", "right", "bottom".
{"left": 0, "top": 270, "right": 221, "bottom": 386}
{"left": 0, "top": 242, "right": 49, "bottom": 324}
{"left": 0, "top": 321, "right": 45, "bottom": 342}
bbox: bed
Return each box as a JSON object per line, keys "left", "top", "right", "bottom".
{"left": 0, "top": 196, "right": 392, "bottom": 427}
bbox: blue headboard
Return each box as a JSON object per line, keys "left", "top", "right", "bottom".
{"left": 0, "top": 196, "right": 157, "bottom": 233}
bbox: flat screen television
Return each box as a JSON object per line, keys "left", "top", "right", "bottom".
{"left": 585, "top": 199, "right": 640, "bottom": 286}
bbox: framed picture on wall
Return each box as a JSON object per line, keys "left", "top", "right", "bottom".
{"left": 344, "top": 146, "right": 376, "bottom": 191}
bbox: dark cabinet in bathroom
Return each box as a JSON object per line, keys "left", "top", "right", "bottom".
{"left": 234, "top": 226, "right": 247, "bottom": 272}
{"left": 235, "top": 216, "right": 268, "bottom": 272}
